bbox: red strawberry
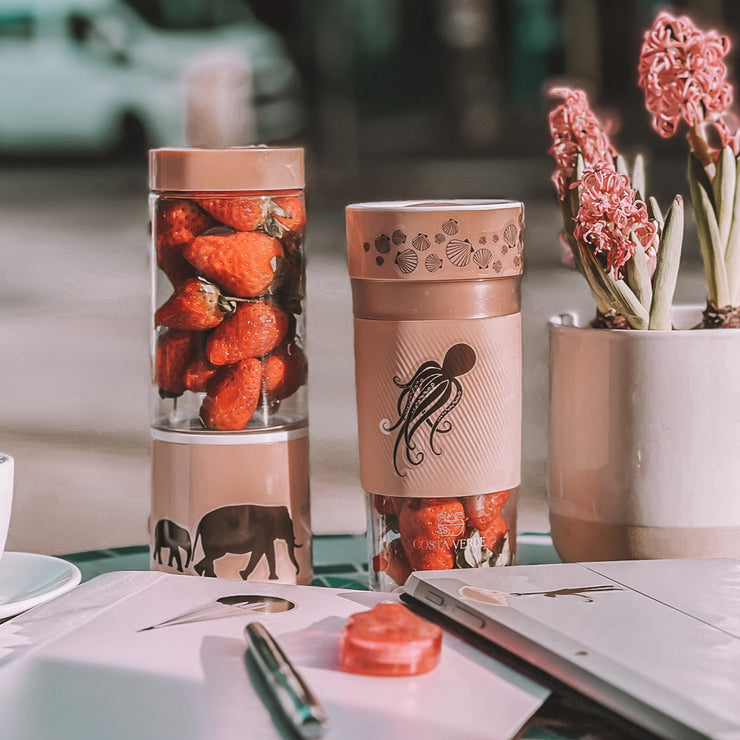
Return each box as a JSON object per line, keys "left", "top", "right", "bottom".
{"left": 373, "top": 494, "right": 398, "bottom": 516}
{"left": 372, "top": 538, "right": 413, "bottom": 587}
{"left": 269, "top": 261, "right": 304, "bottom": 319}
{"left": 184, "top": 353, "right": 218, "bottom": 393}
{"left": 480, "top": 514, "right": 508, "bottom": 554}
{"left": 155, "top": 199, "right": 212, "bottom": 287}
{"left": 184, "top": 231, "right": 283, "bottom": 298}
{"left": 156, "top": 241, "right": 198, "bottom": 287}
{"left": 197, "top": 196, "right": 270, "bottom": 231}
{"left": 157, "top": 199, "right": 214, "bottom": 246}
{"left": 272, "top": 195, "right": 305, "bottom": 236}
{"left": 200, "top": 358, "right": 262, "bottom": 430}
{"left": 262, "top": 343, "right": 307, "bottom": 400}
{"left": 207, "top": 300, "right": 288, "bottom": 366}
{"left": 398, "top": 497, "right": 465, "bottom": 571}
{"left": 386, "top": 539, "right": 413, "bottom": 585}
{"left": 155, "top": 329, "right": 199, "bottom": 397}
{"left": 155, "top": 278, "right": 226, "bottom": 330}
{"left": 462, "top": 490, "right": 511, "bottom": 532}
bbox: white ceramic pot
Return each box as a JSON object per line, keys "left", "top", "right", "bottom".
{"left": 548, "top": 306, "right": 740, "bottom": 561}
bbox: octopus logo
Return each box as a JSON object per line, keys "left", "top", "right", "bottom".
{"left": 380, "top": 343, "right": 477, "bottom": 477}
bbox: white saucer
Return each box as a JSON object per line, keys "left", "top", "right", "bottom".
{"left": 0, "top": 552, "right": 81, "bottom": 620}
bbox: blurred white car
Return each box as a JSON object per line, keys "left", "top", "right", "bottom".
{"left": 0, "top": 0, "right": 304, "bottom": 154}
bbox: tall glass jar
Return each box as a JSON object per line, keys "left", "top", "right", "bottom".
{"left": 347, "top": 200, "right": 524, "bottom": 591}
{"left": 149, "top": 147, "right": 312, "bottom": 584}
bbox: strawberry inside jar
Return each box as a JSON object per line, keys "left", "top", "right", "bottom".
{"left": 369, "top": 491, "right": 516, "bottom": 590}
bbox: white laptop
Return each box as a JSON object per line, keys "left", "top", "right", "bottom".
{"left": 403, "top": 558, "right": 740, "bottom": 740}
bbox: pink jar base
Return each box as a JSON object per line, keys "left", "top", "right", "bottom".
{"left": 150, "top": 427, "right": 312, "bottom": 584}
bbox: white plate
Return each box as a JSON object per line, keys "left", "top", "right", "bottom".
{"left": 0, "top": 552, "right": 81, "bottom": 619}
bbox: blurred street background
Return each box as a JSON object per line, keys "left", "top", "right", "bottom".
{"left": 0, "top": 0, "right": 726, "bottom": 554}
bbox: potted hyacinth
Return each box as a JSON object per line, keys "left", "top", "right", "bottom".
{"left": 548, "top": 86, "right": 683, "bottom": 330}
{"left": 639, "top": 11, "right": 740, "bottom": 327}
{"left": 545, "top": 12, "right": 740, "bottom": 564}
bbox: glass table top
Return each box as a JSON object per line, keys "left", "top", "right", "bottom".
{"left": 60, "top": 532, "right": 560, "bottom": 587}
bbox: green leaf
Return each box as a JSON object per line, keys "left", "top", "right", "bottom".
{"left": 631, "top": 153, "right": 646, "bottom": 201}
{"left": 570, "top": 153, "right": 585, "bottom": 217}
{"left": 559, "top": 197, "right": 576, "bottom": 237}
{"left": 696, "top": 178, "right": 730, "bottom": 305}
{"left": 689, "top": 153, "right": 729, "bottom": 305}
{"left": 576, "top": 241, "right": 617, "bottom": 314}
{"left": 689, "top": 152, "right": 716, "bottom": 211}
{"left": 576, "top": 153, "right": 586, "bottom": 178}
{"left": 615, "top": 154, "right": 629, "bottom": 176}
{"left": 579, "top": 242, "right": 649, "bottom": 328}
{"left": 723, "top": 154, "right": 740, "bottom": 306}
{"left": 714, "top": 145, "right": 736, "bottom": 254}
{"left": 558, "top": 198, "right": 583, "bottom": 273}
{"left": 625, "top": 233, "right": 653, "bottom": 312}
{"left": 609, "top": 277, "right": 650, "bottom": 329}
{"left": 567, "top": 183, "right": 580, "bottom": 219}
{"left": 649, "top": 196, "right": 684, "bottom": 330}
{"left": 648, "top": 196, "right": 664, "bottom": 232}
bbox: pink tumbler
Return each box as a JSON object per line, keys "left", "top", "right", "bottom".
{"left": 347, "top": 200, "right": 524, "bottom": 590}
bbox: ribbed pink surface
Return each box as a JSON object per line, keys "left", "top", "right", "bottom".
{"left": 354, "top": 314, "right": 521, "bottom": 498}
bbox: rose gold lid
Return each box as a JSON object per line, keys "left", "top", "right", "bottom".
{"left": 149, "top": 146, "right": 304, "bottom": 192}
{"left": 347, "top": 199, "right": 524, "bottom": 281}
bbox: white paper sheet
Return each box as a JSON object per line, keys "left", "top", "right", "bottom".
{"left": 0, "top": 572, "right": 548, "bottom": 740}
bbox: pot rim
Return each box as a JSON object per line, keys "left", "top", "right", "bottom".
{"left": 549, "top": 305, "right": 740, "bottom": 335}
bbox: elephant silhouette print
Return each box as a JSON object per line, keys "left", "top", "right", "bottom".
{"left": 153, "top": 519, "right": 192, "bottom": 573}
{"left": 192, "top": 504, "right": 301, "bottom": 580}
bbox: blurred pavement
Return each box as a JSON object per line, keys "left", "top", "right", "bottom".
{"left": 0, "top": 158, "right": 707, "bottom": 555}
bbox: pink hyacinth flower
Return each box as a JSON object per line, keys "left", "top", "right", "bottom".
{"left": 548, "top": 86, "right": 617, "bottom": 201}
{"left": 638, "top": 11, "right": 734, "bottom": 148}
{"left": 574, "top": 162, "right": 657, "bottom": 279}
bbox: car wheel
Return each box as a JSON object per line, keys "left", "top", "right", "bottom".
{"left": 113, "top": 113, "right": 149, "bottom": 159}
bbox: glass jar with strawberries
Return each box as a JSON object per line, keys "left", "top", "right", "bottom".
{"left": 150, "top": 148, "right": 307, "bottom": 432}
{"left": 347, "top": 200, "right": 524, "bottom": 590}
{"left": 148, "top": 148, "right": 312, "bottom": 585}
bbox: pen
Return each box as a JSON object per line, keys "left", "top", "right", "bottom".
{"left": 245, "top": 621, "right": 329, "bottom": 739}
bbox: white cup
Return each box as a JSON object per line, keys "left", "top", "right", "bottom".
{"left": 0, "top": 454, "right": 14, "bottom": 564}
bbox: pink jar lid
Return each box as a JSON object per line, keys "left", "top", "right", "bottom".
{"left": 149, "top": 146, "right": 304, "bottom": 192}
{"left": 346, "top": 199, "right": 524, "bottom": 281}
{"left": 339, "top": 602, "right": 442, "bottom": 676}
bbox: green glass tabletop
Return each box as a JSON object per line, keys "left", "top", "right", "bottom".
{"left": 60, "top": 532, "right": 560, "bottom": 587}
